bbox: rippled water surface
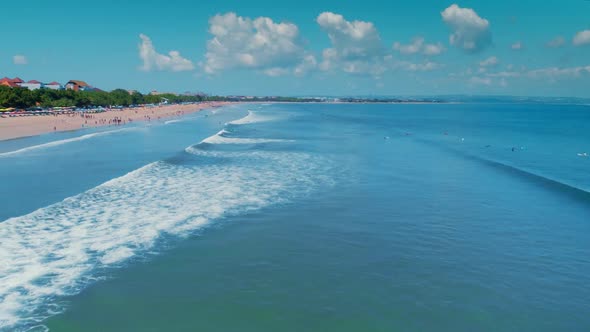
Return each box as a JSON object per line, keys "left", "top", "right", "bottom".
{"left": 1, "top": 103, "right": 589, "bottom": 331}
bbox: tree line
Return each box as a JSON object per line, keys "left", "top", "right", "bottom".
{"left": 0, "top": 86, "right": 218, "bottom": 109}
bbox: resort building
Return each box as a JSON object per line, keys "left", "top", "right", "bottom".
{"left": 19, "top": 80, "right": 43, "bottom": 90}
{"left": 12, "top": 77, "right": 24, "bottom": 86}
{"left": 0, "top": 77, "right": 20, "bottom": 87}
{"left": 45, "top": 82, "right": 63, "bottom": 90}
{"left": 65, "top": 80, "right": 91, "bottom": 91}
{"left": 149, "top": 90, "right": 178, "bottom": 96}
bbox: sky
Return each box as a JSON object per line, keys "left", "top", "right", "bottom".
{"left": 1, "top": 0, "right": 590, "bottom": 97}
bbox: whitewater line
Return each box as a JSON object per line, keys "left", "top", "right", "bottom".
{"left": 0, "top": 128, "right": 139, "bottom": 158}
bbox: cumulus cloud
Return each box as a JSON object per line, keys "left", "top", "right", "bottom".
{"left": 479, "top": 56, "right": 499, "bottom": 67}
{"left": 441, "top": 4, "right": 492, "bottom": 53}
{"left": 486, "top": 71, "right": 521, "bottom": 78}
{"left": 317, "top": 12, "right": 389, "bottom": 76}
{"left": 138, "top": 34, "right": 194, "bottom": 72}
{"left": 469, "top": 76, "right": 492, "bottom": 85}
{"left": 511, "top": 41, "right": 523, "bottom": 50}
{"left": 393, "top": 37, "right": 446, "bottom": 56}
{"left": 294, "top": 54, "right": 318, "bottom": 77}
{"left": 527, "top": 65, "right": 590, "bottom": 79}
{"left": 423, "top": 43, "right": 446, "bottom": 56}
{"left": 203, "top": 12, "right": 312, "bottom": 76}
{"left": 315, "top": 12, "right": 441, "bottom": 76}
{"left": 13, "top": 55, "right": 27, "bottom": 65}
{"left": 484, "top": 65, "right": 590, "bottom": 81}
{"left": 573, "top": 30, "right": 590, "bottom": 46}
{"left": 546, "top": 36, "right": 565, "bottom": 48}
{"left": 396, "top": 60, "right": 441, "bottom": 72}
{"left": 317, "top": 12, "right": 383, "bottom": 60}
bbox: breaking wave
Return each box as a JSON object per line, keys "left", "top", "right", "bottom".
{"left": 0, "top": 110, "right": 334, "bottom": 331}
{"left": 0, "top": 128, "right": 139, "bottom": 158}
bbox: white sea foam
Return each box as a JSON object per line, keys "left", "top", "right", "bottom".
{"left": 0, "top": 132, "right": 333, "bottom": 330}
{"left": 164, "top": 119, "right": 182, "bottom": 125}
{"left": 0, "top": 128, "right": 139, "bottom": 158}
{"left": 202, "top": 130, "right": 293, "bottom": 145}
{"left": 228, "top": 110, "right": 278, "bottom": 125}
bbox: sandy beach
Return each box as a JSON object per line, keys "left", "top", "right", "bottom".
{"left": 0, "top": 102, "right": 230, "bottom": 141}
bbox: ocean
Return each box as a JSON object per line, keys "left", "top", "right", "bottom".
{"left": 0, "top": 102, "right": 589, "bottom": 331}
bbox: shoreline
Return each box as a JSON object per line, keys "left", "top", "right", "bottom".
{"left": 0, "top": 100, "right": 453, "bottom": 142}
{"left": 0, "top": 102, "right": 232, "bottom": 142}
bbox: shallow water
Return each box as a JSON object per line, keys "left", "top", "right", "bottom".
{"left": 1, "top": 103, "right": 589, "bottom": 331}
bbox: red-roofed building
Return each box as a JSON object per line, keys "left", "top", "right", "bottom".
{"left": 20, "top": 79, "right": 43, "bottom": 90}
{"left": 45, "top": 81, "right": 63, "bottom": 90}
{"left": 65, "top": 80, "right": 91, "bottom": 91}
{"left": 0, "top": 77, "right": 18, "bottom": 87}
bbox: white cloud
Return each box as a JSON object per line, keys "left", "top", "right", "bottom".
{"left": 527, "top": 66, "right": 590, "bottom": 79}
{"left": 546, "top": 36, "right": 565, "bottom": 48}
{"left": 511, "top": 41, "right": 523, "bottom": 50}
{"left": 393, "top": 37, "right": 446, "bottom": 56}
{"left": 13, "top": 55, "right": 27, "bottom": 65}
{"left": 393, "top": 38, "right": 423, "bottom": 55}
{"left": 294, "top": 54, "right": 318, "bottom": 77}
{"left": 423, "top": 43, "right": 446, "bottom": 56}
{"left": 317, "top": 12, "right": 383, "bottom": 60}
{"left": 479, "top": 56, "right": 499, "bottom": 67}
{"left": 484, "top": 65, "right": 590, "bottom": 80}
{"left": 318, "top": 48, "right": 338, "bottom": 71}
{"left": 263, "top": 67, "right": 291, "bottom": 77}
{"left": 313, "top": 12, "right": 445, "bottom": 77}
{"left": 317, "top": 12, "right": 387, "bottom": 76}
{"left": 487, "top": 71, "right": 521, "bottom": 78}
{"left": 396, "top": 60, "right": 441, "bottom": 72}
{"left": 203, "top": 12, "right": 312, "bottom": 76}
{"left": 469, "top": 76, "right": 492, "bottom": 85}
{"left": 441, "top": 4, "right": 492, "bottom": 53}
{"left": 138, "top": 34, "right": 194, "bottom": 72}
{"left": 573, "top": 30, "right": 590, "bottom": 46}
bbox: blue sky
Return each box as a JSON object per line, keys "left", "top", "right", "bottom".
{"left": 2, "top": 0, "right": 590, "bottom": 97}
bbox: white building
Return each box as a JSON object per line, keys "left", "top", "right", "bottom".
{"left": 44, "top": 81, "right": 63, "bottom": 90}
{"left": 19, "top": 80, "right": 43, "bottom": 90}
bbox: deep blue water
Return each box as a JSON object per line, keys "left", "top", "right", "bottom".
{"left": 0, "top": 103, "right": 589, "bottom": 331}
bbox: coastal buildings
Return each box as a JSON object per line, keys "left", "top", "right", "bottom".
{"left": 149, "top": 90, "right": 177, "bottom": 96}
{"left": 65, "top": 80, "right": 90, "bottom": 91}
{"left": 12, "top": 77, "right": 24, "bottom": 85}
{"left": 45, "top": 82, "right": 63, "bottom": 90}
{"left": 19, "top": 80, "right": 43, "bottom": 90}
{"left": 0, "top": 77, "right": 20, "bottom": 87}
{"left": 0, "top": 77, "right": 65, "bottom": 90}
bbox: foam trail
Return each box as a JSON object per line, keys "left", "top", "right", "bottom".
{"left": 228, "top": 110, "right": 278, "bottom": 125}
{"left": 0, "top": 128, "right": 139, "bottom": 157}
{"left": 202, "top": 130, "right": 293, "bottom": 145}
{"left": 0, "top": 137, "right": 333, "bottom": 331}
{"left": 164, "top": 119, "right": 183, "bottom": 125}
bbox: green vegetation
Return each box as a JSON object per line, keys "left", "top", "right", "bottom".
{"left": 0, "top": 87, "right": 213, "bottom": 109}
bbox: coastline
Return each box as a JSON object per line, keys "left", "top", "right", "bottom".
{"left": 0, "top": 100, "right": 451, "bottom": 142}
{"left": 0, "top": 102, "right": 231, "bottom": 141}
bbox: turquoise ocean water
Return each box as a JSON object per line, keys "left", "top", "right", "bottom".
{"left": 0, "top": 103, "right": 589, "bottom": 331}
